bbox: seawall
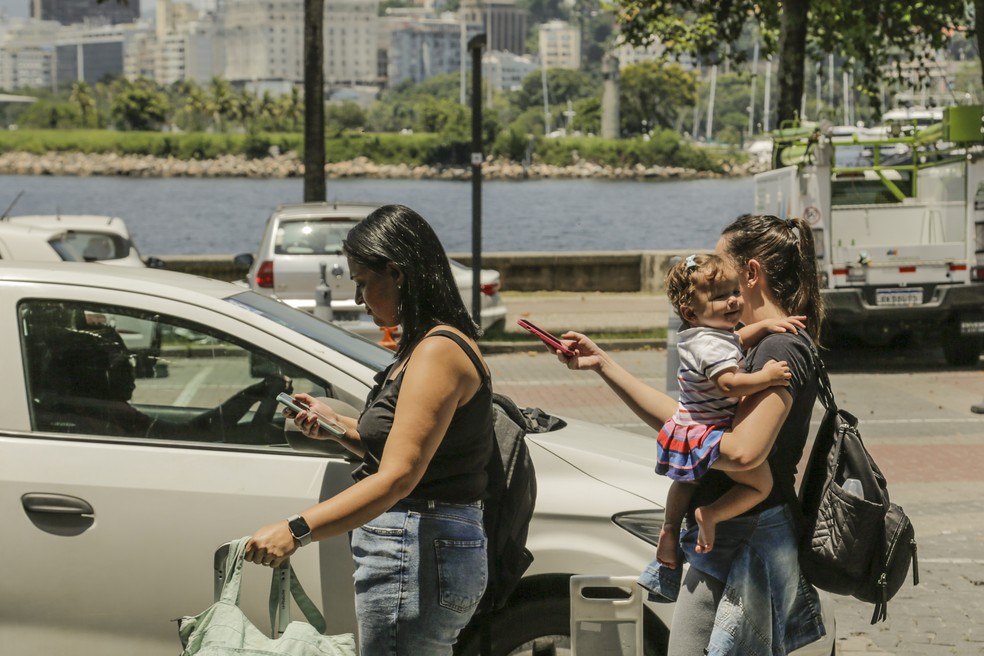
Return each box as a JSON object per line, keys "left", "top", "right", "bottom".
{"left": 159, "top": 250, "right": 702, "bottom": 293}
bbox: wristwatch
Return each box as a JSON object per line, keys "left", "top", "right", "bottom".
{"left": 286, "top": 514, "right": 312, "bottom": 547}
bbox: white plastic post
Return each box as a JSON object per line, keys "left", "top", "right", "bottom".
{"left": 570, "top": 575, "right": 643, "bottom": 656}
{"left": 313, "top": 263, "right": 333, "bottom": 322}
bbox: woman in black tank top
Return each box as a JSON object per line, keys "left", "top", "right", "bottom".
{"left": 244, "top": 205, "right": 495, "bottom": 655}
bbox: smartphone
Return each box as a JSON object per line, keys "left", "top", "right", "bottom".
{"left": 276, "top": 392, "right": 346, "bottom": 437}
{"left": 516, "top": 319, "right": 575, "bottom": 357}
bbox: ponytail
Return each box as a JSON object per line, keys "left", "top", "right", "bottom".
{"left": 721, "top": 214, "right": 826, "bottom": 344}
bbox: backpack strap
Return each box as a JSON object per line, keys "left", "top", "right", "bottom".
{"left": 428, "top": 329, "right": 490, "bottom": 385}
{"left": 777, "top": 338, "right": 833, "bottom": 538}
{"left": 807, "top": 342, "right": 836, "bottom": 412}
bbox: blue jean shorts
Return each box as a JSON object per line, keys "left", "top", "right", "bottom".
{"left": 350, "top": 499, "right": 487, "bottom": 656}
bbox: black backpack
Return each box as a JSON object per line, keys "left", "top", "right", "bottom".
{"left": 479, "top": 392, "right": 564, "bottom": 612}
{"left": 794, "top": 346, "right": 919, "bottom": 624}
{"left": 429, "top": 333, "right": 557, "bottom": 614}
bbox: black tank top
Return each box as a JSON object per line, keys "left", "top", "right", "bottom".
{"left": 353, "top": 330, "right": 494, "bottom": 503}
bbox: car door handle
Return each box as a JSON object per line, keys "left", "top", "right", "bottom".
{"left": 22, "top": 493, "right": 95, "bottom": 517}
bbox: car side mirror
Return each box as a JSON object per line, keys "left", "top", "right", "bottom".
{"left": 233, "top": 253, "right": 254, "bottom": 268}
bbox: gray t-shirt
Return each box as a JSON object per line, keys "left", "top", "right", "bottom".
{"left": 688, "top": 331, "right": 818, "bottom": 519}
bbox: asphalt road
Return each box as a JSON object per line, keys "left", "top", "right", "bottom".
{"left": 485, "top": 338, "right": 984, "bottom": 656}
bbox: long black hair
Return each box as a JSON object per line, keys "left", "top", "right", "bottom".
{"left": 343, "top": 204, "right": 479, "bottom": 358}
{"left": 720, "top": 213, "right": 825, "bottom": 344}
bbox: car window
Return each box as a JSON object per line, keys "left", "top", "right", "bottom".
{"left": 19, "top": 299, "right": 333, "bottom": 446}
{"left": 274, "top": 220, "right": 357, "bottom": 255}
{"left": 49, "top": 231, "right": 130, "bottom": 261}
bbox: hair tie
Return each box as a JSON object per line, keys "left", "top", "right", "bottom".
{"left": 685, "top": 254, "right": 699, "bottom": 271}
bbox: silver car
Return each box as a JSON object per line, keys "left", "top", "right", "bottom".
{"left": 236, "top": 202, "right": 507, "bottom": 333}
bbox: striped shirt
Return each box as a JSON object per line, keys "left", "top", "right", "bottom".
{"left": 671, "top": 326, "right": 743, "bottom": 426}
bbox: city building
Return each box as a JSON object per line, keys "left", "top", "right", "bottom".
{"left": 612, "top": 38, "right": 664, "bottom": 69}
{"left": 538, "top": 19, "right": 579, "bottom": 70}
{"left": 459, "top": 0, "right": 527, "bottom": 55}
{"left": 221, "top": 0, "right": 378, "bottom": 91}
{"left": 0, "top": 19, "right": 61, "bottom": 90}
{"left": 31, "top": 0, "right": 140, "bottom": 26}
{"left": 483, "top": 50, "right": 536, "bottom": 92}
{"left": 382, "top": 10, "right": 480, "bottom": 86}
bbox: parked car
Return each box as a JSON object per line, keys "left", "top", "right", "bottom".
{"left": 0, "top": 262, "right": 834, "bottom": 656}
{"left": 0, "top": 221, "right": 75, "bottom": 261}
{"left": 0, "top": 215, "right": 163, "bottom": 376}
{"left": 235, "top": 202, "right": 507, "bottom": 333}
{"left": 3, "top": 213, "right": 164, "bottom": 268}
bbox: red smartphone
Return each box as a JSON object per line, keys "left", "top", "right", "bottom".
{"left": 517, "top": 319, "right": 575, "bottom": 357}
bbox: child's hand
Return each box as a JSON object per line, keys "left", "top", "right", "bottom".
{"left": 767, "top": 315, "right": 806, "bottom": 335}
{"left": 763, "top": 359, "right": 791, "bottom": 386}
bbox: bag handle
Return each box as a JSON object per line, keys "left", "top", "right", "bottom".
{"left": 215, "top": 537, "right": 328, "bottom": 637}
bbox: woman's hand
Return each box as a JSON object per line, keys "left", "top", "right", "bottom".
{"left": 288, "top": 393, "right": 344, "bottom": 441}
{"left": 245, "top": 521, "right": 297, "bottom": 568}
{"left": 557, "top": 331, "right": 604, "bottom": 371}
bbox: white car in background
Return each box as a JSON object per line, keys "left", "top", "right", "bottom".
{"left": 235, "top": 202, "right": 507, "bottom": 334}
{"left": 0, "top": 214, "right": 164, "bottom": 376}
{"left": 2, "top": 213, "right": 163, "bottom": 268}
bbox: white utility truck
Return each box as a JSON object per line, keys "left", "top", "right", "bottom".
{"left": 755, "top": 106, "right": 984, "bottom": 365}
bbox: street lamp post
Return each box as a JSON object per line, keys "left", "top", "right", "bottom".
{"left": 469, "top": 34, "right": 486, "bottom": 328}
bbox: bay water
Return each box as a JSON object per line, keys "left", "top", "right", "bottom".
{"left": 0, "top": 174, "right": 754, "bottom": 256}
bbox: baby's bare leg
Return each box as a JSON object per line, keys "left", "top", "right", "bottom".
{"left": 694, "top": 464, "right": 772, "bottom": 554}
{"left": 658, "top": 480, "right": 697, "bottom": 568}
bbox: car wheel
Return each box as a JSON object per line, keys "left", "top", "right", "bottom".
{"left": 942, "top": 320, "right": 983, "bottom": 366}
{"left": 455, "top": 595, "right": 666, "bottom": 656}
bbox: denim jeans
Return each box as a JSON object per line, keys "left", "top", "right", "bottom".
{"left": 350, "top": 500, "right": 487, "bottom": 656}
{"left": 677, "top": 505, "right": 826, "bottom": 656}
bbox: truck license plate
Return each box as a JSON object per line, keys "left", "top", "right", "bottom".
{"left": 961, "top": 320, "right": 984, "bottom": 335}
{"left": 875, "top": 288, "right": 923, "bottom": 306}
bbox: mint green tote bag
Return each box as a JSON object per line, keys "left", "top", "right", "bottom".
{"left": 177, "top": 537, "right": 356, "bottom": 656}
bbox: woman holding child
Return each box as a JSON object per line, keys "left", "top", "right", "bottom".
{"left": 558, "top": 213, "right": 827, "bottom": 655}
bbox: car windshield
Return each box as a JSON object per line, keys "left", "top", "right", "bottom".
{"left": 274, "top": 220, "right": 358, "bottom": 255}
{"left": 49, "top": 231, "right": 130, "bottom": 262}
{"left": 225, "top": 291, "right": 393, "bottom": 371}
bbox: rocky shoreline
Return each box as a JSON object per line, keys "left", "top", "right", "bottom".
{"left": 0, "top": 151, "right": 765, "bottom": 180}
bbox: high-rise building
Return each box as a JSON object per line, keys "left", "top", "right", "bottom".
{"left": 383, "top": 12, "right": 480, "bottom": 86}
{"left": 31, "top": 0, "right": 140, "bottom": 26}
{"left": 538, "top": 20, "right": 579, "bottom": 70}
{"left": 459, "top": 0, "right": 526, "bottom": 55}
{"left": 221, "top": 0, "right": 378, "bottom": 89}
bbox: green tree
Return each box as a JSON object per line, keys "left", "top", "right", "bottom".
{"left": 69, "top": 81, "right": 97, "bottom": 128}
{"left": 619, "top": 60, "right": 697, "bottom": 136}
{"left": 609, "top": 0, "right": 968, "bottom": 124}
{"left": 110, "top": 78, "right": 169, "bottom": 131}
{"left": 208, "top": 77, "right": 238, "bottom": 131}
{"left": 325, "top": 101, "right": 366, "bottom": 132}
{"left": 274, "top": 87, "right": 304, "bottom": 132}
{"left": 514, "top": 68, "right": 596, "bottom": 112}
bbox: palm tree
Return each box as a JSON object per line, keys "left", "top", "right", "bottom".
{"left": 69, "top": 81, "right": 96, "bottom": 128}
{"left": 208, "top": 77, "right": 238, "bottom": 132}
{"left": 274, "top": 87, "right": 304, "bottom": 133}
